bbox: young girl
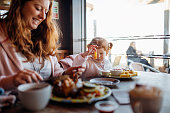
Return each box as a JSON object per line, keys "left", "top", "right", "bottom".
{"left": 73, "top": 37, "right": 113, "bottom": 80}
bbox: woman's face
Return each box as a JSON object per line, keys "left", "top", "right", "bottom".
{"left": 21, "top": 0, "right": 50, "bottom": 30}
{"left": 131, "top": 43, "right": 136, "bottom": 49}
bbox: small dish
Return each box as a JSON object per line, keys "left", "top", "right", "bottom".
{"left": 90, "top": 78, "right": 120, "bottom": 86}
{"left": 102, "top": 70, "right": 111, "bottom": 76}
{"left": 110, "top": 69, "right": 122, "bottom": 76}
{"left": 95, "top": 101, "right": 119, "bottom": 113}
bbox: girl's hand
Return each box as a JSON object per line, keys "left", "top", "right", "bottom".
{"left": 64, "top": 66, "right": 86, "bottom": 76}
{"left": 81, "top": 45, "right": 97, "bottom": 58}
{"left": 13, "top": 69, "right": 43, "bottom": 87}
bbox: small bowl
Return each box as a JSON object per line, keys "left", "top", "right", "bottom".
{"left": 95, "top": 101, "right": 119, "bottom": 113}
{"left": 102, "top": 70, "right": 111, "bottom": 76}
{"left": 110, "top": 69, "right": 122, "bottom": 76}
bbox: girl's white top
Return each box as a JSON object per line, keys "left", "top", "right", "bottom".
{"left": 73, "top": 54, "right": 112, "bottom": 80}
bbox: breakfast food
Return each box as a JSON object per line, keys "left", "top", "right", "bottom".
{"left": 108, "top": 69, "right": 137, "bottom": 78}
{"left": 52, "top": 76, "right": 107, "bottom": 100}
{"left": 119, "top": 70, "right": 137, "bottom": 78}
{"left": 52, "top": 75, "right": 83, "bottom": 97}
{"left": 80, "top": 82, "right": 106, "bottom": 98}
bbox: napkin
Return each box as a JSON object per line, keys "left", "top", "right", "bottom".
{"left": 0, "top": 88, "right": 4, "bottom": 95}
{"left": 112, "top": 89, "right": 130, "bottom": 105}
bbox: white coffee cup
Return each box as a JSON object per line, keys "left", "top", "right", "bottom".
{"left": 129, "top": 84, "right": 163, "bottom": 113}
{"left": 17, "top": 82, "right": 52, "bottom": 111}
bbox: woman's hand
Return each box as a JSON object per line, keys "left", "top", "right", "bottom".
{"left": 13, "top": 69, "right": 43, "bottom": 87}
{"left": 81, "top": 45, "right": 97, "bottom": 58}
{"left": 64, "top": 66, "right": 86, "bottom": 76}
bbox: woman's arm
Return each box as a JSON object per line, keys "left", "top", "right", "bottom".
{"left": 0, "top": 69, "right": 43, "bottom": 91}
{"left": 72, "top": 54, "right": 87, "bottom": 67}
{"left": 51, "top": 55, "right": 85, "bottom": 77}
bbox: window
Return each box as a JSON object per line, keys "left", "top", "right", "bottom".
{"left": 86, "top": 0, "right": 170, "bottom": 68}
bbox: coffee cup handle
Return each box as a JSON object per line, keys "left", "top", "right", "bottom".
{"left": 134, "top": 101, "right": 143, "bottom": 113}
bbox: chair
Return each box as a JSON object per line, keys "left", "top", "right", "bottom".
{"left": 113, "top": 56, "right": 121, "bottom": 66}
{"left": 129, "top": 62, "right": 160, "bottom": 73}
{"left": 56, "top": 50, "right": 69, "bottom": 61}
{"left": 127, "top": 59, "right": 134, "bottom": 65}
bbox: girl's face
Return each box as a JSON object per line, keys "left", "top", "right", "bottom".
{"left": 21, "top": 0, "right": 50, "bottom": 30}
{"left": 93, "top": 48, "right": 106, "bottom": 62}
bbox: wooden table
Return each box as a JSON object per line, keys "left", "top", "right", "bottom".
{"left": 2, "top": 71, "right": 170, "bottom": 113}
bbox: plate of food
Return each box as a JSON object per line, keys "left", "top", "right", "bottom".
{"left": 50, "top": 75, "right": 112, "bottom": 103}
{"left": 109, "top": 70, "right": 138, "bottom": 78}
{"left": 89, "top": 78, "right": 120, "bottom": 86}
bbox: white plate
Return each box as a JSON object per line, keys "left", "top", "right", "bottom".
{"left": 51, "top": 86, "right": 111, "bottom": 103}
{"left": 89, "top": 78, "right": 120, "bottom": 86}
{"left": 108, "top": 75, "right": 137, "bottom": 79}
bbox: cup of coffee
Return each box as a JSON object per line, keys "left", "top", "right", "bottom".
{"left": 129, "top": 84, "right": 163, "bottom": 113}
{"left": 17, "top": 82, "right": 52, "bottom": 111}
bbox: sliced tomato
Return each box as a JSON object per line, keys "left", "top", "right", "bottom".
{"left": 95, "top": 90, "right": 101, "bottom": 96}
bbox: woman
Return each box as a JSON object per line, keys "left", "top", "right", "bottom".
{"left": 126, "top": 41, "right": 141, "bottom": 64}
{"left": 0, "top": 0, "right": 84, "bottom": 90}
{"left": 126, "top": 41, "right": 152, "bottom": 68}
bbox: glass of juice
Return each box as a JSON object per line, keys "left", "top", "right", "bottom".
{"left": 95, "top": 101, "right": 119, "bottom": 113}
{"left": 93, "top": 51, "right": 97, "bottom": 59}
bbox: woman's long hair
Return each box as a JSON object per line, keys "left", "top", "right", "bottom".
{"left": 4, "top": 0, "right": 61, "bottom": 62}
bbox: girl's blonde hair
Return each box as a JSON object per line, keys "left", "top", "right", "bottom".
{"left": 87, "top": 37, "right": 113, "bottom": 54}
{"left": 2, "top": 0, "right": 61, "bottom": 62}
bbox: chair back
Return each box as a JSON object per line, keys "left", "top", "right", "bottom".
{"left": 56, "top": 50, "right": 69, "bottom": 61}
{"left": 129, "top": 62, "right": 144, "bottom": 71}
{"left": 129, "top": 62, "right": 160, "bottom": 73}
{"left": 113, "top": 56, "right": 121, "bottom": 66}
{"left": 127, "top": 59, "right": 134, "bottom": 65}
